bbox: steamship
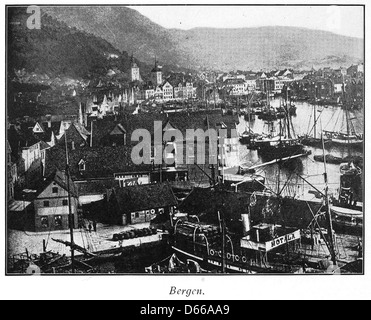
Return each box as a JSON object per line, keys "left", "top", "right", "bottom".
{"left": 170, "top": 217, "right": 305, "bottom": 274}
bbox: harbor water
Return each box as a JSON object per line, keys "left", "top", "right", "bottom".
{"left": 236, "top": 99, "right": 364, "bottom": 198}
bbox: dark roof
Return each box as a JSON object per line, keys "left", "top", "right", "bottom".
{"left": 178, "top": 187, "right": 250, "bottom": 224}
{"left": 39, "top": 140, "right": 51, "bottom": 150}
{"left": 7, "top": 125, "right": 40, "bottom": 157}
{"left": 125, "top": 110, "right": 239, "bottom": 140}
{"left": 88, "top": 117, "right": 126, "bottom": 147}
{"left": 75, "top": 178, "right": 120, "bottom": 196}
{"left": 113, "top": 183, "right": 177, "bottom": 213}
{"left": 57, "top": 122, "right": 90, "bottom": 147}
{"left": 245, "top": 75, "right": 257, "bottom": 80}
{"left": 224, "top": 78, "right": 245, "bottom": 85}
{"left": 45, "top": 145, "right": 152, "bottom": 180}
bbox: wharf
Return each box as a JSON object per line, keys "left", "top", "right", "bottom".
{"left": 7, "top": 222, "right": 164, "bottom": 260}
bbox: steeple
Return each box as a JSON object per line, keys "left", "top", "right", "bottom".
{"left": 130, "top": 54, "right": 140, "bottom": 82}
{"left": 151, "top": 56, "right": 161, "bottom": 73}
{"left": 151, "top": 56, "right": 162, "bottom": 85}
{"left": 130, "top": 53, "right": 137, "bottom": 68}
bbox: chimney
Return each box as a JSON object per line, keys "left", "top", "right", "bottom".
{"left": 90, "top": 120, "right": 93, "bottom": 147}
{"left": 78, "top": 103, "right": 83, "bottom": 125}
{"left": 71, "top": 141, "right": 75, "bottom": 150}
{"left": 46, "top": 114, "right": 52, "bottom": 128}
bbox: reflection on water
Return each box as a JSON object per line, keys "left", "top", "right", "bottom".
{"left": 237, "top": 99, "right": 364, "bottom": 197}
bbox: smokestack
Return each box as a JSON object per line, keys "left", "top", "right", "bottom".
{"left": 241, "top": 213, "right": 251, "bottom": 237}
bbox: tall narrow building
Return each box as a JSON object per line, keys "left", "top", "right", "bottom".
{"left": 130, "top": 54, "right": 141, "bottom": 82}
{"left": 151, "top": 58, "right": 163, "bottom": 86}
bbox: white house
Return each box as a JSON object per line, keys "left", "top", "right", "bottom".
{"left": 162, "top": 81, "right": 174, "bottom": 101}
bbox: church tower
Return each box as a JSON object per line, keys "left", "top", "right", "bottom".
{"left": 151, "top": 57, "right": 162, "bottom": 86}
{"left": 130, "top": 54, "right": 141, "bottom": 82}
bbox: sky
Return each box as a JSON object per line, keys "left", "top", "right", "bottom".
{"left": 132, "top": 5, "right": 364, "bottom": 39}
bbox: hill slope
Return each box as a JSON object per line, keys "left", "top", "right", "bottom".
{"left": 170, "top": 26, "right": 363, "bottom": 70}
{"left": 7, "top": 7, "right": 133, "bottom": 79}
{"left": 42, "top": 6, "right": 193, "bottom": 69}
{"left": 44, "top": 6, "right": 363, "bottom": 71}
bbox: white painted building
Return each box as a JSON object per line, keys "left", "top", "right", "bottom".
{"left": 162, "top": 81, "right": 174, "bottom": 100}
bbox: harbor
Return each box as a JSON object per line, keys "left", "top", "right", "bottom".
{"left": 7, "top": 97, "right": 364, "bottom": 274}
{"left": 6, "top": 5, "right": 364, "bottom": 276}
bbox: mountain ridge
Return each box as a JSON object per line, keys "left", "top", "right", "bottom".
{"left": 13, "top": 6, "right": 364, "bottom": 73}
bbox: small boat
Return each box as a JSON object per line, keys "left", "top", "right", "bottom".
{"left": 328, "top": 132, "right": 363, "bottom": 148}
{"left": 313, "top": 154, "right": 363, "bottom": 166}
{"left": 331, "top": 205, "right": 363, "bottom": 236}
{"left": 313, "top": 154, "right": 343, "bottom": 165}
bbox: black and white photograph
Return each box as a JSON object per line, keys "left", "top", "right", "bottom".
{"left": 2, "top": 1, "right": 369, "bottom": 300}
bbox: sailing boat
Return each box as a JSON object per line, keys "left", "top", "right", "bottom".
{"left": 259, "top": 89, "right": 277, "bottom": 121}
{"left": 324, "top": 108, "right": 363, "bottom": 149}
{"left": 240, "top": 93, "right": 260, "bottom": 145}
{"left": 300, "top": 102, "right": 330, "bottom": 148}
{"left": 256, "top": 103, "right": 308, "bottom": 161}
{"left": 324, "top": 80, "right": 363, "bottom": 149}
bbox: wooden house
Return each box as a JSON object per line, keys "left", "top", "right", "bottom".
{"left": 33, "top": 170, "right": 79, "bottom": 232}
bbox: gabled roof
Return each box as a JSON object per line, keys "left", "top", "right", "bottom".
{"left": 40, "top": 140, "right": 51, "bottom": 151}
{"left": 160, "top": 81, "right": 173, "bottom": 89}
{"left": 8, "top": 125, "right": 40, "bottom": 152}
{"left": 37, "top": 169, "right": 78, "bottom": 198}
{"left": 58, "top": 122, "right": 90, "bottom": 147}
{"left": 113, "top": 183, "right": 177, "bottom": 213}
{"left": 33, "top": 122, "right": 45, "bottom": 133}
{"left": 110, "top": 123, "right": 126, "bottom": 135}
{"left": 87, "top": 117, "right": 127, "bottom": 146}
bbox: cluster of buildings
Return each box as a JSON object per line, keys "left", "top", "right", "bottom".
{"left": 198, "top": 63, "right": 364, "bottom": 107}
{"left": 7, "top": 105, "right": 240, "bottom": 232}
{"left": 7, "top": 55, "right": 364, "bottom": 234}
{"left": 126, "top": 57, "right": 197, "bottom": 103}
{"left": 288, "top": 63, "right": 364, "bottom": 106}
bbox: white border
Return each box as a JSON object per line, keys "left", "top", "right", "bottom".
{"left": 1, "top": 0, "right": 370, "bottom": 300}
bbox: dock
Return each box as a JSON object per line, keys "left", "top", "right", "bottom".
{"left": 7, "top": 222, "right": 164, "bottom": 260}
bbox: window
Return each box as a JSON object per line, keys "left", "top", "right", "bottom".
{"left": 52, "top": 187, "right": 58, "bottom": 194}
{"left": 135, "top": 212, "right": 139, "bottom": 218}
{"left": 62, "top": 199, "right": 68, "bottom": 206}
{"left": 55, "top": 216, "right": 62, "bottom": 227}
{"left": 41, "top": 217, "right": 49, "bottom": 228}
{"left": 43, "top": 201, "right": 49, "bottom": 207}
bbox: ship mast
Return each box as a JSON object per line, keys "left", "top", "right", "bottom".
{"left": 64, "top": 133, "right": 75, "bottom": 273}
{"left": 313, "top": 103, "right": 317, "bottom": 140}
{"left": 321, "top": 132, "right": 337, "bottom": 266}
{"left": 341, "top": 73, "right": 352, "bottom": 157}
